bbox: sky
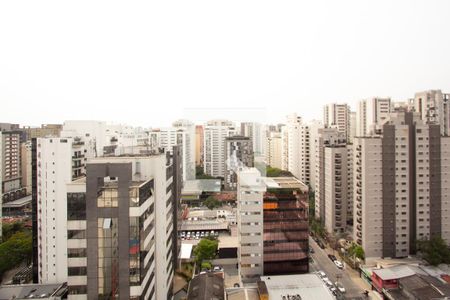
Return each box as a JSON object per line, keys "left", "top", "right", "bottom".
{"left": 1, "top": 1, "right": 450, "bottom": 127}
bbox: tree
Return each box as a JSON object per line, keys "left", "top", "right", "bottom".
{"left": 2, "top": 222, "right": 24, "bottom": 242}
{"left": 417, "top": 236, "right": 450, "bottom": 266}
{"left": 348, "top": 243, "right": 365, "bottom": 260}
{"left": 0, "top": 232, "right": 32, "bottom": 279}
{"left": 200, "top": 261, "right": 212, "bottom": 270}
{"left": 266, "top": 167, "right": 293, "bottom": 177}
{"left": 310, "top": 218, "right": 326, "bottom": 238}
{"left": 193, "top": 238, "right": 218, "bottom": 266}
{"left": 196, "top": 166, "right": 216, "bottom": 179}
{"left": 203, "top": 196, "right": 221, "bottom": 210}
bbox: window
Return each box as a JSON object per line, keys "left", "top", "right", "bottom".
{"left": 68, "top": 267, "right": 87, "bottom": 276}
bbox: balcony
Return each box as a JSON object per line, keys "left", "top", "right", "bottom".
{"left": 357, "top": 224, "right": 362, "bottom": 231}
{"left": 356, "top": 188, "right": 362, "bottom": 195}
{"left": 335, "top": 205, "right": 341, "bottom": 210}
{"left": 356, "top": 203, "right": 362, "bottom": 209}
{"left": 356, "top": 182, "right": 362, "bottom": 188}
{"left": 356, "top": 210, "right": 362, "bottom": 217}
{"left": 357, "top": 231, "right": 362, "bottom": 238}
{"left": 356, "top": 174, "right": 361, "bottom": 180}
{"left": 357, "top": 217, "right": 362, "bottom": 224}
{"left": 356, "top": 195, "right": 362, "bottom": 202}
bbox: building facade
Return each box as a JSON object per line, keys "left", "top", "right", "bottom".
{"left": 1, "top": 131, "right": 25, "bottom": 203}
{"left": 237, "top": 168, "right": 265, "bottom": 283}
{"left": 356, "top": 97, "right": 391, "bottom": 137}
{"left": 32, "top": 137, "right": 87, "bottom": 284}
{"left": 203, "top": 120, "right": 238, "bottom": 178}
{"left": 323, "top": 103, "right": 351, "bottom": 140}
{"left": 266, "top": 132, "right": 282, "bottom": 169}
{"left": 66, "top": 151, "right": 181, "bottom": 300}
{"left": 224, "top": 136, "right": 254, "bottom": 190}
{"left": 414, "top": 90, "right": 450, "bottom": 136}
{"left": 354, "top": 112, "right": 450, "bottom": 259}
{"left": 284, "top": 114, "right": 310, "bottom": 184}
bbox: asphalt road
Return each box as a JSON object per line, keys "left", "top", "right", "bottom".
{"left": 309, "top": 236, "right": 367, "bottom": 299}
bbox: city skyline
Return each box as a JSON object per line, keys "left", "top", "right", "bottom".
{"left": 1, "top": 1, "right": 450, "bottom": 126}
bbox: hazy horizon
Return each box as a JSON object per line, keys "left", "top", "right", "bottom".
{"left": 1, "top": 1, "right": 450, "bottom": 127}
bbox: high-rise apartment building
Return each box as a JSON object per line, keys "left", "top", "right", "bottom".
{"left": 32, "top": 137, "right": 88, "bottom": 284}
{"left": 357, "top": 97, "right": 391, "bottom": 136}
{"left": 414, "top": 90, "right": 450, "bottom": 136}
{"left": 1, "top": 131, "right": 25, "bottom": 203}
{"left": 308, "top": 120, "right": 323, "bottom": 191}
{"left": 323, "top": 103, "right": 351, "bottom": 140}
{"left": 237, "top": 168, "right": 265, "bottom": 283}
{"left": 265, "top": 132, "right": 282, "bottom": 169}
{"left": 149, "top": 120, "right": 196, "bottom": 181}
{"left": 284, "top": 114, "right": 310, "bottom": 184}
{"left": 224, "top": 136, "right": 254, "bottom": 190}
{"left": 353, "top": 111, "right": 450, "bottom": 259}
{"left": 22, "top": 124, "right": 62, "bottom": 140}
{"left": 195, "top": 125, "right": 204, "bottom": 167}
{"left": 203, "top": 120, "right": 238, "bottom": 178}
{"left": 241, "top": 122, "right": 266, "bottom": 157}
{"left": 20, "top": 141, "right": 32, "bottom": 194}
{"left": 313, "top": 128, "right": 346, "bottom": 221}
{"left": 323, "top": 145, "right": 352, "bottom": 233}
{"left": 65, "top": 150, "right": 181, "bottom": 300}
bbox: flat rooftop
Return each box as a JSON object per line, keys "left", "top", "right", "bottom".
{"left": 0, "top": 283, "right": 67, "bottom": 299}
{"left": 260, "top": 274, "right": 334, "bottom": 300}
{"left": 2, "top": 195, "right": 32, "bottom": 208}
{"left": 182, "top": 179, "right": 221, "bottom": 194}
{"left": 263, "top": 177, "right": 308, "bottom": 192}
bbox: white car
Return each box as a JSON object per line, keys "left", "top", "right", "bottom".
{"left": 324, "top": 278, "right": 333, "bottom": 287}
{"left": 317, "top": 271, "right": 326, "bottom": 278}
{"left": 334, "top": 260, "right": 344, "bottom": 269}
{"left": 335, "top": 282, "right": 346, "bottom": 293}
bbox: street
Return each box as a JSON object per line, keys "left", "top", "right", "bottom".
{"left": 309, "top": 236, "right": 370, "bottom": 299}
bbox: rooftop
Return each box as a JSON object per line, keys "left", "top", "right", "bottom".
{"left": 260, "top": 274, "right": 334, "bottom": 300}
{"left": 2, "top": 195, "right": 32, "bottom": 208}
{"left": 182, "top": 179, "right": 221, "bottom": 194}
{"left": 0, "top": 283, "right": 67, "bottom": 299}
{"left": 187, "top": 273, "right": 224, "bottom": 300}
{"left": 263, "top": 177, "right": 308, "bottom": 192}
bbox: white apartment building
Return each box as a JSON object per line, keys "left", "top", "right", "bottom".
{"left": 66, "top": 151, "right": 181, "bottom": 300}
{"left": 224, "top": 136, "right": 253, "bottom": 190}
{"left": 354, "top": 111, "right": 450, "bottom": 259}
{"left": 314, "top": 128, "right": 346, "bottom": 221}
{"left": 284, "top": 114, "right": 310, "bottom": 184}
{"left": 280, "top": 125, "right": 289, "bottom": 171}
{"left": 356, "top": 97, "right": 391, "bottom": 136}
{"left": 308, "top": 120, "right": 323, "bottom": 191}
{"left": 266, "top": 132, "right": 282, "bottom": 169}
{"left": 323, "top": 103, "right": 351, "bottom": 140}
{"left": 237, "top": 168, "right": 265, "bottom": 283}
{"left": 241, "top": 122, "right": 266, "bottom": 157}
{"left": 34, "top": 137, "right": 87, "bottom": 284}
{"left": 149, "top": 119, "right": 196, "bottom": 181}
{"left": 203, "top": 120, "right": 238, "bottom": 177}
{"left": 414, "top": 90, "right": 450, "bottom": 136}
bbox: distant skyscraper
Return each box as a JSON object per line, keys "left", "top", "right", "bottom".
{"left": 66, "top": 150, "right": 182, "bottom": 299}
{"left": 354, "top": 111, "right": 450, "bottom": 259}
{"left": 195, "top": 125, "right": 204, "bottom": 167}
{"left": 314, "top": 128, "right": 347, "bottom": 222}
{"left": 203, "top": 120, "right": 238, "bottom": 177}
{"left": 323, "top": 103, "right": 351, "bottom": 140}
{"left": 241, "top": 122, "right": 266, "bottom": 157}
{"left": 224, "top": 136, "right": 253, "bottom": 190}
{"left": 283, "top": 114, "right": 310, "bottom": 184}
{"left": 20, "top": 141, "right": 32, "bottom": 195}
{"left": 266, "top": 132, "right": 282, "bottom": 169}
{"left": 1, "top": 131, "right": 24, "bottom": 203}
{"left": 414, "top": 90, "right": 450, "bottom": 136}
{"left": 308, "top": 120, "right": 323, "bottom": 191}
{"left": 356, "top": 97, "right": 391, "bottom": 136}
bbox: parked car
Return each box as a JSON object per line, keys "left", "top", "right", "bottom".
{"left": 317, "top": 241, "right": 325, "bottom": 249}
{"left": 328, "top": 254, "right": 337, "bottom": 261}
{"left": 317, "top": 271, "right": 326, "bottom": 278}
{"left": 334, "top": 260, "right": 344, "bottom": 269}
{"left": 309, "top": 247, "right": 315, "bottom": 254}
{"left": 335, "top": 282, "right": 346, "bottom": 293}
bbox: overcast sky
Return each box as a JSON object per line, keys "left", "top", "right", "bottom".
{"left": 1, "top": 1, "right": 449, "bottom": 127}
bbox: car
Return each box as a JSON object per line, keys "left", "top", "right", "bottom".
{"left": 309, "top": 247, "right": 315, "bottom": 254}
{"left": 196, "top": 231, "right": 200, "bottom": 236}
{"left": 313, "top": 236, "right": 319, "bottom": 243}
{"left": 201, "top": 232, "right": 205, "bottom": 237}
{"left": 215, "top": 231, "right": 219, "bottom": 236}
{"left": 328, "top": 254, "right": 337, "bottom": 261}
{"left": 317, "top": 271, "right": 326, "bottom": 278}
{"left": 335, "top": 282, "right": 346, "bottom": 293}
{"left": 213, "top": 266, "right": 222, "bottom": 272}
{"left": 317, "top": 241, "right": 325, "bottom": 249}
{"left": 323, "top": 278, "right": 333, "bottom": 287}
{"left": 329, "top": 287, "right": 337, "bottom": 294}
{"left": 334, "top": 260, "right": 344, "bottom": 269}
{"left": 205, "top": 232, "right": 209, "bottom": 237}
{"left": 181, "top": 232, "right": 186, "bottom": 237}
